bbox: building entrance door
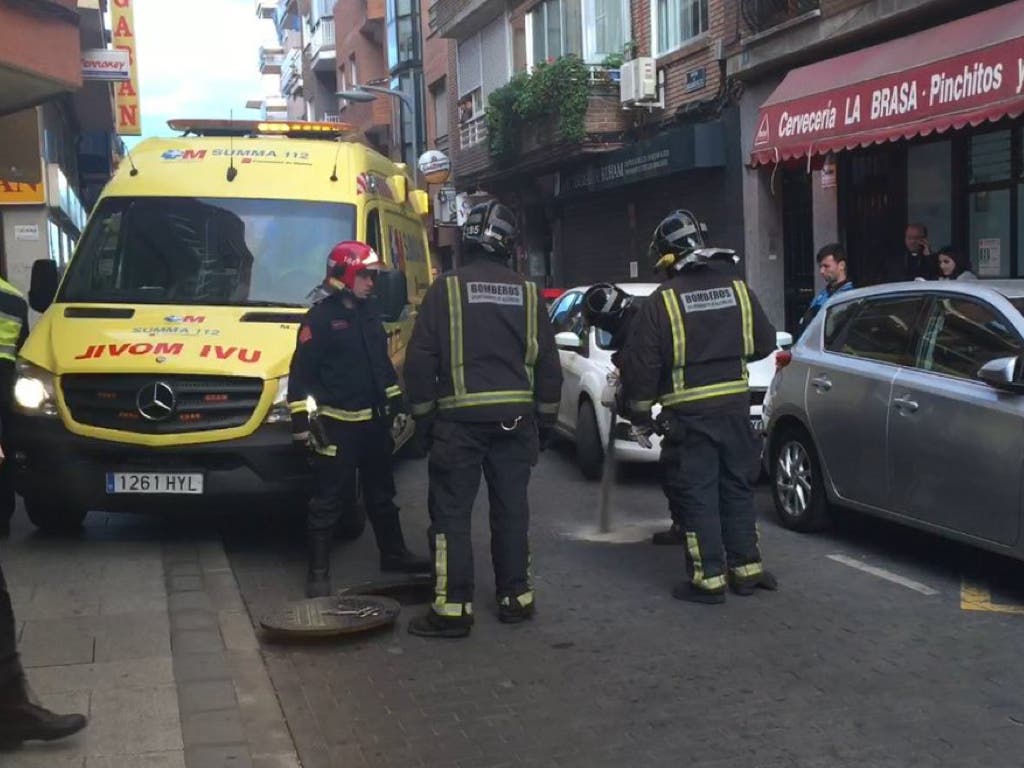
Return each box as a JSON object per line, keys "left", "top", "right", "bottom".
{"left": 841, "top": 145, "right": 907, "bottom": 285}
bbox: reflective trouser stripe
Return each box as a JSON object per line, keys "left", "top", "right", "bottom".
{"left": 437, "top": 390, "right": 534, "bottom": 409}
{"left": 730, "top": 562, "right": 764, "bottom": 578}
{"left": 447, "top": 276, "right": 466, "bottom": 397}
{"left": 662, "top": 290, "right": 686, "bottom": 394}
{"left": 410, "top": 400, "right": 436, "bottom": 416}
{"left": 385, "top": 385, "right": 401, "bottom": 398}
{"left": 524, "top": 282, "right": 538, "bottom": 389}
{"left": 733, "top": 280, "right": 754, "bottom": 358}
{"left": 686, "top": 531, "right": 726, "bottom": 591}
{"left": 661, "top": 377, "right": 749, "bottom": 406}
{"left": 288, "top": 401, "right": 308, "bottom": 414}
{"left": 319, "top": 406, "right": 374, "bottom": 421}
{"left": 432, "top": 533, "right": 473, "bottom": 617}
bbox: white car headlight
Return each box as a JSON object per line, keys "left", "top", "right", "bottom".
{"left": 264, "top": 375, "right": 291, "bottom": 423}
{"left": 14, "top": 361, "right": 58, "bottom": 417}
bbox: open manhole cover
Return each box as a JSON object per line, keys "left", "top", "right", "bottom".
{"left": 337, "top": 573, "right": 434, "bottom": 605}
{"left": 259, "top": 595, "right": 400, "bottom": 640}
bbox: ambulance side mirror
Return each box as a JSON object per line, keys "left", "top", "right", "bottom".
{"left": 375, "top": 270, "right": 408, "bottom": 323}
{"left": 29, "top": 259, "right": 59, "bottom": 313}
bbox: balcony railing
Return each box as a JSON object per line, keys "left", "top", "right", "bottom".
{"left": 740, "top": 0, "right": 820, "bottom": 35}
{"left": 281, "top": 48, "right": 303, "bottom": 94}
{"left": 459, "top": 115, "right": 488, "bottom": 150}
{"left": 307, "top": 18, "right": 336, "bottom": 56}
{"left": 259, "top": 46, "right": 284, "bottom": 74}
{"left": 256, "top": 0, "right": 279, "bottom": 19}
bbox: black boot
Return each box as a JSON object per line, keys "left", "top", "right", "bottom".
{"left": 729, "top": 570, "right": 778, "bottom": 596}
{"left": 497, "top": 595, "right": 535, "bottom": 624}
{"left": 672, "top": 581, "right": 725, "bottom": 604}
{"left": 407, "top": 609, "right": 473, "bottom": 639}
{"left": 652, "top": 523, "right": 685, "bottom": 546}
{"left": 305, "top": 529, "right": 332, "bottom": 598}
{"left": 0, "top": 676, "right": 87, "bottom": 747}
{"left": 380, "top": 547, "right": 432, "bottom": 574}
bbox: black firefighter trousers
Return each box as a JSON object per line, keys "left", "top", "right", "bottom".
{"left": 427, "top": 417, "right": 538, "bottom": 619}
{"left": 661, "top": 409, "right": 765, "bottom": 593}
{"left": 0, "top": 560, "right": 21, "bottom": 688}
{"left": 307, "top": 418, "right": 406, "bottom": 556}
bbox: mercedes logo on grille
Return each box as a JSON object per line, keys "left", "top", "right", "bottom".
{"left": 136, "top": 381, "right": 176, "bottom": 421}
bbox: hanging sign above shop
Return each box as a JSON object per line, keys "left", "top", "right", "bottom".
{"left": 750, "top": 0, "right": 1024, "bottom": 166}
{"left": 81, "top": 49, "right": 131, "bottom": 81}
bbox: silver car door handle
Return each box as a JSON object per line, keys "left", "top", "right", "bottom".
{"left": 811, "top": 375, "right": 832, "bottom": 392}
{"left": 893, "top": 395, "right": 919, "bottom": 413}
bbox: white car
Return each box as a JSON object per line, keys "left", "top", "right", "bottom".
{"left": 548, "top": 283, "right": 792, "bottom": 479}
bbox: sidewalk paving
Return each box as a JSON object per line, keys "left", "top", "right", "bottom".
{"left": 0, "top": 510, "right": 299, "bottom": 768}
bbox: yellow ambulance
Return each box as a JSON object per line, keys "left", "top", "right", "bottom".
{"left": 13, "top": 119, "right": 434, "bottom": 533}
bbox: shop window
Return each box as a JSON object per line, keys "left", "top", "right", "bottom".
{"left": 970, "top": 189, "right": 1011, "bottom": 278}
{"left": 966, "top": 129, "right": 1018, "bottom": 278}
{"left": 907, "top": 141, "right": 951, "bottom": 257}
{"left": 653, "top": 0, "right": 707, "bottom": 58}
{"left": 969, "top": 130, "right": 1011, "bottom": 184}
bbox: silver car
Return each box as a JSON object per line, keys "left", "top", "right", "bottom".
{"left": 764, "top": 280, "right": 1024, "bottom": 560}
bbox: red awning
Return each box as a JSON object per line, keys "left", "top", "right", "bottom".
{"left": 750, "top": 0, "right": 1024, "bottom": 166}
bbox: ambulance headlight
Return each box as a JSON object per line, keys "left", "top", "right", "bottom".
{"left": 14, "top": 361, "right": 58, "bottom": 417}
{"left": 264, "top": 376, "right": 291, "bottom": 424}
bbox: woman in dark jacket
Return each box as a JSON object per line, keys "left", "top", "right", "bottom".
{"left": 937, "top": 246, "right": 978, "bottom": 281}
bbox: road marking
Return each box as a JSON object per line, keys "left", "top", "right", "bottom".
{"left": 960, "top": 579, "right": 1024, "bottom": 616}
{"left": 826, "top": 554, "right": 940, "bottom": 596}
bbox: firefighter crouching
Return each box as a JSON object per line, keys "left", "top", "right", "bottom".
{"left": 403, "top": 201, "right": 562, "bottom": 638}
{"left": 288, "top": 241, "right": 430, "bottom": 598}
{"left": 619, "top": 211, "right": 779, "bottom": 604}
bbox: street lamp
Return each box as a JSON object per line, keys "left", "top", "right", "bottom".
{"left": 337, "top": 84, "right": 416, "bottom": 183}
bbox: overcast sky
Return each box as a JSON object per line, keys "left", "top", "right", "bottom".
{"left": 126, "top": 0, "right": 275, "bottom": 146}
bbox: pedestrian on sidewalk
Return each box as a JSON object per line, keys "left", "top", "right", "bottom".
{"left": 619, "top": 210, "right": 779, "bottom": 604}
{"left": 0, "top": 450, "right": 87, "bottom": 746}
{"left": 404, "top": 200, "right": 562, "bottom": 638}
{"left": 0, "top": 268, "right": 28, "bottom": 538}
{"left": 796, "top": 243, "right": 855, "bottom": 339}
{"left": 287, "top": 241, "right": 430, "bottom": 598}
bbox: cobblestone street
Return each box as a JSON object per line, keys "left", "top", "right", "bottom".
{"left": 226, "top": 445, "right": 1024, "bottom": 768}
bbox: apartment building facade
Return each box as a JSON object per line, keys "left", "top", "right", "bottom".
{"left": 0, "top": 0, "right": 120, "bottom": 297}
{"left": 729, "top": 0, "right": 1024, "bottom": 331}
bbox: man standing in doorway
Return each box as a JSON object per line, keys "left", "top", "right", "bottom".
{"left": 881, "top": 223, "right": 936, "bottom": 283}
{"left": 797, "top": 243, "right": 854, "bottom": 338}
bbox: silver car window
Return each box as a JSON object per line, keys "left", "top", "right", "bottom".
{"left": 824, "top": 295, "right": 928, "bottom": 367}
{"left": 917, "top": 296, "right": 1024, "bottom": 380}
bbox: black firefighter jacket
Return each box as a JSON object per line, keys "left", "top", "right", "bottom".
{"left": 404, "top": 257, "right": 562, "bottom": 423}
{"left": 287, "top": 290, "right": 401, "bottom": 433}
{"left": 620, "top": 265, "right": 777, "bottom": 417}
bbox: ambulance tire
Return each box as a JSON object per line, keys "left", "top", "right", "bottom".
{"left": 576, "top": 399, "right": 604, "bottom": 481}
{"left": 24, "top": 495, "right": 88, "bottom": 535}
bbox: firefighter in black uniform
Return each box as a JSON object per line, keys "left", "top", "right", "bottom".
{"left": 404, "top": 201, "right": 562, "bottom": 638}
{"left": 0, "top": 275, "right": 28, "bottom": 537}
{"left": 619, "top": 211, "right": 779, "bottom": 604}
{"left": 288, "top": 241, "right": 429, "bottom": 598}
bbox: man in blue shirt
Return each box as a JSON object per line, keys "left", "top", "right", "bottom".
{"left": 798, "top": 243, "right": 854, "bottom": 338}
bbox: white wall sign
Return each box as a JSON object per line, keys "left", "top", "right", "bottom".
{"left": 14, "top": 224, "right": 39, "bottom": 241}
{"left": 978, "top": 238, "right": 1001, "bottom": 276}
{"left": 81, "top": 49, "right": 131, "bottom": 81}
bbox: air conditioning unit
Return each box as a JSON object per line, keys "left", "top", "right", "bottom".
{"left": 619, "top": 57, "right": 658, "bottom": 105}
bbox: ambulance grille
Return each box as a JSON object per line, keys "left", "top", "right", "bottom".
{"left": 61, "top": 374, "right": 265, "bottom": 434}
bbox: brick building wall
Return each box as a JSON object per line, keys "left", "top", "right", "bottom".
{"left": 335, "top": 0, "right": 393, "bottom": 151}
{"left": 0, "top": 0, "right": 81, "bottom": 108}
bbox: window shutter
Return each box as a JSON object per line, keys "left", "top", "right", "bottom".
{"left": 457, "top": 35, "right": 482, "bottom": 96}
{"left": 480, "top": 17, "right": 509, "bottom": 98}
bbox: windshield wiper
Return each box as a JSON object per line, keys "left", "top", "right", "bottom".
{"left": 235, "top": 300, "right": 308, "bottom": 308}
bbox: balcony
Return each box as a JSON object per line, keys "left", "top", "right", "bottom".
{"left": 459, "top": 115, "right": 488, "bottom": 150}
{"left": 281, "top": 48, "right": 303, "bottom": 95}
{"left": 256, "top": 0, "right": 279, "bottom": 19}
{"left": 429, "top": 0, "right": 505, "bottom": 40}
{"left": 306, "top": 18, "right": 337, "bottom": 72}
{"left": 259, "top": 45, "right": 285, "bottom": 74}
{"left": 361, "top": 0, "right": 385, "bottom": 35}
{"left": 740, "top": 0, "right": 820, "bottom": 36}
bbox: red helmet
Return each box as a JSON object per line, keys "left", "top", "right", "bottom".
{"left": 326, "top": 241, "right": 382, "bottom": 291}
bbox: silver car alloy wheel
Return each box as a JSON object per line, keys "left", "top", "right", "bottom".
{"left": 776, "top": 440, "right": 812, "bottom": 519}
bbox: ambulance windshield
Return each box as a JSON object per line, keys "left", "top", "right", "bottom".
{"left": 59, "top": 196, "right": 357, "bottom": 307}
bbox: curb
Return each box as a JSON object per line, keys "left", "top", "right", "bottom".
{"left": 163, "top": 540, "right": 301, "bottom": 768}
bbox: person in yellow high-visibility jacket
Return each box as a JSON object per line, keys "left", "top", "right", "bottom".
{"left": 0, "top": 276, "right": 28, "bottom": 538}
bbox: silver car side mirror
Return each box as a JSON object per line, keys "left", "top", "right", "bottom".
{"left": 555, "top": 331, "right": 582, "bottom": 350}
{"left": 978, "top": 356, "right": 1024, "bottom": 393}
